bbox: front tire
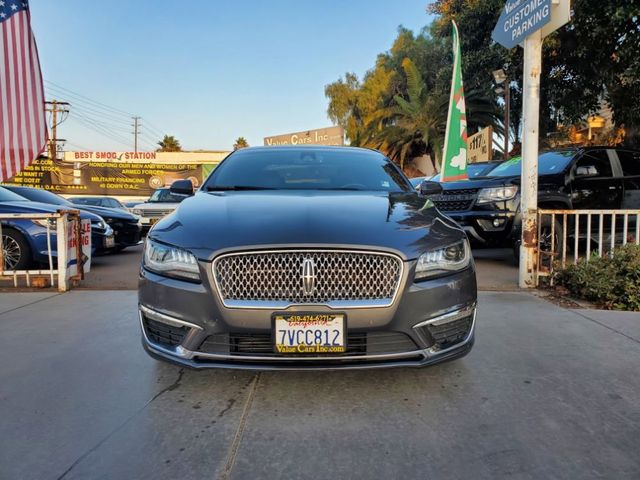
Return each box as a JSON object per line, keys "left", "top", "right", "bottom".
{"left": 2, "top": 229, "right": 33, "bottom": 270}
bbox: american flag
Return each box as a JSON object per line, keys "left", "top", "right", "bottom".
{"left": 0, "top": 0, "right": 46, "bottom": 182}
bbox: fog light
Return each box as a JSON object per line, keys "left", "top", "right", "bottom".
{"left": 493, "top": 219, "right": 502, "bottom": 227}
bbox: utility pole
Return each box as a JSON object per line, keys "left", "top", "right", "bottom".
{"left": 519, "top": 30, "right": 542, "bottom": 288}
{"left": 45, "top": 100, "right": 70, "bottom": 160}
{"left": 504, "top": 79, "right": 510, "bottom": 161}
{"left": 132, "top": 116, "right": 141, "bottom": 153}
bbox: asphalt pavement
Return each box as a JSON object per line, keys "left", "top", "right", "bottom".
{"left": 1, "top": 291, "right": 639, "bottom": 479}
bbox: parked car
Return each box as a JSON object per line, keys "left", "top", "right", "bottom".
{"left": 3, "top": 186, "right": 141, "bottom": 252}
{"left": 433, "top": 147, "right": 640, "bottom": 252}
{"left": 131, "top": 187, "right": 189, "bottom": 233}
{"left": 139, "top": 146, "right": 477, "bottom": 370}
{"left": 68, "top": 196, "right": 128, "bottom": 212}
{"left": 0, "top": 186, "right": 112, "bottom": 270}
{"left": 123, "top": 200, "right": 143, "bottom": 210}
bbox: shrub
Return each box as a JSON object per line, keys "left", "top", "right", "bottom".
{"left": 554, "top": 244, "right": 640, "bottom": 311}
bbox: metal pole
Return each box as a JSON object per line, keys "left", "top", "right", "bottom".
{"left": 57, "top": 213, "right": 69, "bottom": 292}
{"left": 519, "top": 30, "right": 542, "bottom": 288}
{"left": 50, "top": 100, "right": 57, "bottom": 160}
{"left": 504, "top": 78, "right": 510, "bottom": 160}
{"left": 133, "top": 116, "right": 140, "bottom": 153}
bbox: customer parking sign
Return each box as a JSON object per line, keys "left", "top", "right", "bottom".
{"left": 492, "top": 0, "right": 551, "bottom": 49}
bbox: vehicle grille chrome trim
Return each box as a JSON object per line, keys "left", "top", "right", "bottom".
{"left": 211, "top": 249, "right": 404, "bottom": 309}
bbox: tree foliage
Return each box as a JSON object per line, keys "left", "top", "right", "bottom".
{"left": 233, "top": 137, "right": 249, "bottom": 150}
{"left": 156, "top": 135, "right": 182, "bottom": 152}
{"left": 325, "top": 26, "right": 499, "bottom": 169}
{"left": 429, "top": 0, "right": 640, "bottom": 146}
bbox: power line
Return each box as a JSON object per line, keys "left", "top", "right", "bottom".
{"left": 69, "top": 114, "right": 133, "bottom": 148}
{"left": 44, "top": 80, "right": 170, "bottom": 150}
{"left": 44, "top": 80, "right": 134, "bottom": 117}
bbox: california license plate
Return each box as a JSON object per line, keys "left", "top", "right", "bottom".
{"left": 274, "top": 313, "right": 346, "bottom": 354}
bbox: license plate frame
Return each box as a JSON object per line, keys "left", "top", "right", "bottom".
{"left": 273, "top": 312, "right": 347, "bottom": 354}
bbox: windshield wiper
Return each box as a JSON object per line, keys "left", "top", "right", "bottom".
{"left": 205, "top": 185, "right": 276, "bottom": 191}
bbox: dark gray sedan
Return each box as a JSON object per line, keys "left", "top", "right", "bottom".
{"left": 138, "top": 146, "right": 477, "bottom": 370}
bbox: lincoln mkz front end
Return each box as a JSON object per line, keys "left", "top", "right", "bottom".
{"left": 138, "top": 146, "right": 477, "bottom": 370}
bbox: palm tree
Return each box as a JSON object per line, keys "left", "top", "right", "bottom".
{"left": 157, "top": 135, "right": 182, "bottom": 152}
{"left": 365, "top": 58, "right": 500, "bottom": 171}
{"left": 233, "top": 137, "right": 249, "bottom": 150}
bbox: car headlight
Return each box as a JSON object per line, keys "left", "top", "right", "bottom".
{"left": 414, "top": 239, "right": 471, "bottom": 280}
{"left": 143, "top": 238, "right": 200, "bottom": 282}
{"left": 476, "top": 186, "right": 518, "bottom": 204}
{"left": 91, "top": 220, "right": 107, "bottom": 230}
{"left": 132, "top": 209, "right": 143, "bottom": 216}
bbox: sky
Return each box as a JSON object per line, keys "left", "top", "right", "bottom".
{"left": 29, "top": 0, "right": 434, "bottom": 152}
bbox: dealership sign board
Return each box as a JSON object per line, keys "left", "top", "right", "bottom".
{"left": 467, "top": 127, "right": 493, "bottom": 163}
{"left": 264, "top": 126, "right": 344, "bottom": 147}
{"left": 492, "top": 0, "right": 571, "bottom": 49}
{"left": 3, "top": 158, "right": 205, "bottom": 195}
{"left": 492, "top": 0, "right": 552, "bottom": 49}
{"left": 67, "top": 218, "right": 91, "bottom": 278}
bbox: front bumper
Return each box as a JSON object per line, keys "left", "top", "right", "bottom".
{"left": 445, "top": 210, "right": 517, "bottom": 246}
{"left": 138, "top": 261, "right": 477, "bottom": 370}
{"left": 112, "top": 222, "right": 142, "bottom": 247}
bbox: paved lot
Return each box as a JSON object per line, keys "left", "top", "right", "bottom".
{"left": 1, "top": 291, "right": 639, "bottom": 479}
{"left": 77, "top": 245, "right": 519, "bottom": 291}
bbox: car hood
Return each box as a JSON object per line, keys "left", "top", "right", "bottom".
{"left": 77, "top": 204, "right": 137, "bottom": 221}
{"left": 0, "top": 200, "right": 98, "bottom": 221}
{"left": 439, "top": 177, "right": 515, "bottom": 190}
{"left": 150, "top": 191, "right": 465, "bottom": 261}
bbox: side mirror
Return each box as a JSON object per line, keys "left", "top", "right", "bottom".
{"left": 576, "top": 165, "right": 599, "bottom": 178}
{"left": 419, "top": 180, "right": 443, "bottom": 196}
{"left": 170, "top": 179, "right": 194, "bottom": 196}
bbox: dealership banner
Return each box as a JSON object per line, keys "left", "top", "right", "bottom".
{"left": 3, "top": 157, "right": 204, "bottom": 196}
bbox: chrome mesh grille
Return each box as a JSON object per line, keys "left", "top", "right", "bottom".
{"left": 213, "top": 250, "right": 403, "bottom": 306}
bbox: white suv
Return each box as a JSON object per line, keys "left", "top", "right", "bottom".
{"left": 131, "top": 188, "right": 187, "bottom": 232}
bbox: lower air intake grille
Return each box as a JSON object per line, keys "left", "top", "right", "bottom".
{"left": 424, "top": 316, "right": 473, "bottom": 350}
{"left": 143, "top": 317, "right": 188, "bottom": 347}
{"left": 198, "top": 331, "right": 417, "bottom": 357}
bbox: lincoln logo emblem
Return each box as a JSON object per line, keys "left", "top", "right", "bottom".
{"left": 302, "top": 258, "right": 316, "bottom": 295}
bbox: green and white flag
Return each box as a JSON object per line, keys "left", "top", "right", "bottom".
{"left": 441, "top": 20, "right": 468, "bottom": 182}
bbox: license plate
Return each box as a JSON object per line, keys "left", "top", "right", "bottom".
{"left": 105, "top": 235, "right": 115, "bottom": 248}
{"left": 274, "top": 313, "right": 346, "bottom": 354}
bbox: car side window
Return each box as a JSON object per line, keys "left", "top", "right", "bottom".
{"left": 618, "top": 151, "right": 640, "bottom": 177}
{"left": 576, "top": 150, "right": 613, "bottom": 178}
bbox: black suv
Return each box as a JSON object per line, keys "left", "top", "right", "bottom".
{"left": 433, "top": 147, "right": 640, "bottom": 248}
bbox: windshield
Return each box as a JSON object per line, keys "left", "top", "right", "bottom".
{"left": 203, "top": 148, "right": 412, "bottom": 192}
{"left": 0, "top": 187, "right": 29, "bottom": 202}
{"left": 484, "top": 151, "right": 574, "bottom": 177}
{"left": 148, "top": 189, "right": 187, "bottom": 203}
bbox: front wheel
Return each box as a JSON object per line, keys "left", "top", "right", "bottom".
{"left": 2, "top": 229, "right": 33, "bottom": 270}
